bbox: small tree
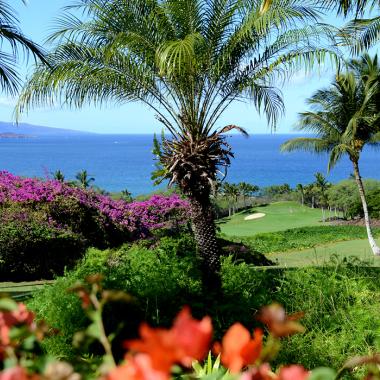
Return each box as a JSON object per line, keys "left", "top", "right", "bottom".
{"left": 75, "top": 170, "right": 95, "bottom": 189}
{"left": 53, "top": 169, "right": 65, "bottom": 182}
{"left": 238, "top": 182, "right": 259, "bottom": 208}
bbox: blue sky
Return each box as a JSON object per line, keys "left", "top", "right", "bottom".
{"left": 0, "top": 1, "right": 349, "bottom": 134}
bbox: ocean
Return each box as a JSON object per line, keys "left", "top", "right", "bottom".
{"left": 0, "top": 134, "right": 378, "bottom": 195}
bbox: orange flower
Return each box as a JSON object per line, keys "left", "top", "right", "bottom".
{"left": 215, "top": 324, "right": 263, "bottom": 373}
{"left": 0, "top": 303, "right": 35, "bottom": 356}
{"left": 0, "top": 367, "right": 30, "bottom": 380}
{"left": 108, "top": 354, "right": 168, "bottom": 380}
{"left": 125, "top": 307, "right": 212, "bottom": 373}
{"left": 278, "top": 365, "right": 309, "bottom": 380}
{"left": 257, "top": 304, "right": 305, "bottom": 338}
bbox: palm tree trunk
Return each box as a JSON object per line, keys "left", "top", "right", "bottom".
{"left": 188, "top": 195, "right": 221, "bottom": 290}
{"left": 352, "top": 160, "right": 380, "bottom": 256}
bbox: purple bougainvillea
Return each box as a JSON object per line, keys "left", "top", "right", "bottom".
{"left": 0, "top": 171, "right": 189, "bottom": 234}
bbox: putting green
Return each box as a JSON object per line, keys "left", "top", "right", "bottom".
{"left": 218, "top": 201, "right": 329, "bottom": 236}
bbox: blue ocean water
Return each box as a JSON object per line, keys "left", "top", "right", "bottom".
{"left": 0, "top": 134, "right": 378, "bottom": 195}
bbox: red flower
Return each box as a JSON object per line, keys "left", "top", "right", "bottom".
{"left": 108, "top": 354, "right": 168, "bottom": 380}
{"left": 0, "top": 367, "right": 30, "bottom": 380}
{"left": 215, "top": 324, "right": 263, "bottom": 373}
{"left": 125, "top": 307, "right": 212, "bottom": 373}
{"left": 0, "top": 303, "right": 35, "bottom": 355}
{"left": 278, "top": 365, "right": 309, "bottom": 380}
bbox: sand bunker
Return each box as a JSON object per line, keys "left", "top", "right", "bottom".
{"left": 244, "top": 213, "right": 266, "bottom": 220}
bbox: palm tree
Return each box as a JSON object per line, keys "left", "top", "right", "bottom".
{"left": 75, "top": 170, "right": 95, "bottom": 189}
{"left": 321, "top": 0, "right": 380, "bottom": 52}
{"left": 222, "top": 183, "right": 240, "bottom": 217}
{"left": 0, "top": 0, "right": 45, "bottom": 94}
{"left": 238, "top": 182, "right": 259, "bottom": 208}
{"left": 16, "top": 0, "right": 338, "bottom": 288}
{"left": 314, "top": 172, "right": 330, "bottom": 221}
{"left": 281, "top": 55, "right": 380, "bottom": 255}
{"left": 53, "top": 169, "right": 65, "bottom": 182}
{"left": 295, "top": 183, "right": 305, "bottom": 206}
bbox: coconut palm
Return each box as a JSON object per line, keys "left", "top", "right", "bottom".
{"left": 0, "top": 0, "right": 45, "bottom": 94}
{"left": 314, "top": 172, "right": 330, "bottom": 221}
{"left": 16, "top": 0, "right": 338, "bottom": 288}
{"left": 295, "top": 183, "right": 305, "bottom": 206}
{"left": 75, "top": 170, "right": 95, "bottom": 189}
{"left": 281, "top": 55, "right": 380, "bottom": 255}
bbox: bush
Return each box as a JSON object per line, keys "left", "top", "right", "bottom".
{"left": 347, "top": 189, "right": 380, "bottom": 219}
{"left": 28, "top": 241, "right": 380, "bottom": 377}
{"left": 0, "top": 206, "right": 85, "bottom": 281}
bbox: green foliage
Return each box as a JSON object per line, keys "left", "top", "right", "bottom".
{"left": 44, "top": 196, "right": 127, "bottom": 248}
{"left": 275, "top": 266, "right": 380, "bottom": 374}
{"left": 28, "top": 240, "right": 380, "bottom": 377}
{"left": 347, "top": 189, "right": 380, "bottom": 219}
{"left": 0, "top": 206, "right": 85, "bottom": 281}
{"left": 326, "top": 179, "right": 380, "bottom": 217}
{"left": 240, "top": 226, "right": 380, "bottom": 254}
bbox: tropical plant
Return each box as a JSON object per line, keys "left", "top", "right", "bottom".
{"left": 281, "top": 54, "right": 380, "bottom": 255}
{"left": 313, "top": 172, "right": 330, "bottom": 221}
{"left": 295, "top": 183, "right": 305, "bottom": 206}
{"left": 238, "top": 182, "right": 259, "bottom": 208}
{"left": 75, "top": 170, "right": 95, "bottom": 189}
{"left": 222, "top": 183, "right": 240, "bottom": 216}
{"left": 16, "top": 0, "right": 339, "bottom": 288}
{"left": 0, "top": 0, "right": 45, "bottom": 94}
{"left": 121, "top": 188, "right": 133, "bottom": 203}
{"left": 52, "top": 169, "right": 65, "bottom": 182}
{"left": 321, "top": 0, "right": 380, "bottom": 53}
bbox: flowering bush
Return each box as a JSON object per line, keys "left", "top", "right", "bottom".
{"left": 0, "top": 172, "right": 190, "bottom": 280}
{"left": 0, "top": 171, "right": 189, "bottom": 235}
{"left": 0, "top": 277, "right": 379, "bottom": 380}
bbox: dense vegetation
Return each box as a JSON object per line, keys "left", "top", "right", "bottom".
{"left": 27, "top": 236, "right": 380, "bottom": 377}
{"left": 0, "top": 172, "right": 189, "bottom": 281}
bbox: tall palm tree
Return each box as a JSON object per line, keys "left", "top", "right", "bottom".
{"left": 295, "top": 183, "right": 305, "bottom": 206}
{"left": 0, "top": 0, "right": 45, "bottom": 94}
{"left": 281, "top": 55, "right": 380, "bottom": 255}
{"left": 314, "top": 172, "right": 330, "bottom": 221}
{"left": 16, "top": 0, "right": 338, "bottom": 288}
{"left": 75, "top": 170, "right": 95, "bottom": 189}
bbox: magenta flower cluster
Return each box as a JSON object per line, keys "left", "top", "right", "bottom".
{"left": 0, "top": 171, "right": 190, "bottom": 232}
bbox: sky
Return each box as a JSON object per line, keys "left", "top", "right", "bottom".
{"left": 0, "top": 1, "right": 356, "bottom": 134}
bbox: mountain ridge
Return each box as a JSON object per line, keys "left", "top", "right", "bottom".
{"left": 0, "top": 121, "right": 95, "bottom": 137}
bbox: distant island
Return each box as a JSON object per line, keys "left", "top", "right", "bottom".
{"left": 0, "top": 121, "right": 95, "bottom": 137}
{"left": 0, "top": 132, "right": 34, "bottom": 139}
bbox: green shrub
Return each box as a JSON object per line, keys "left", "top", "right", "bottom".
{"left": 44, "top": 196, "right": 128, "bottom": 248}
{"left": 0, "top": 207, "right": 85, "bottom": 281}
{"left": 347, "top": 189, "right": 380, "bottom": 219}
{"left": 29, "top": 238, "right": 380, "bottom": 377}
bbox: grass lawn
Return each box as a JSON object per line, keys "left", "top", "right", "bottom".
{"left": 0, "top": 281, "right": 52, "bottom": 300}
{"left": 269, "top": 238, "right": 380, "bottom": 267}
{"left": 218, "top": 201, "right": 329, "bottom": 236}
